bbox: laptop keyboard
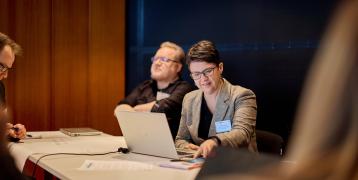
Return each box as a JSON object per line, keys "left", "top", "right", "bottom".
{"left": 177, "top": 151, "right": 192, "bottom": 156}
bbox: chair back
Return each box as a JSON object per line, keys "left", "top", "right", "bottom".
{"left": 256, "top": 130, "right": 284, "bottom": 156}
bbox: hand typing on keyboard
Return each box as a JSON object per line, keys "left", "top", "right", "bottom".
{"left": 193, "top": 139, "right": 218, "bottom": 158}
{"left": 185, "top": 143, "right": 199, "bottom": 150}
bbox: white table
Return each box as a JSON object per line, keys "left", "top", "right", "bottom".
{"left": 9, "top": 131, "right": 200, "bottom": 180}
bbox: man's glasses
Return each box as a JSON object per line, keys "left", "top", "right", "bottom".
{"left": 0, "top": 63, "right": 11, "bottom": 73}
{"left": 190, "top": 66, "right": 217, "bottom": 80}
{"left": 151, "top": 56, "right": 180, "bottom": 64}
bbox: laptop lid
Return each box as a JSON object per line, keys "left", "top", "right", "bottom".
{"left": 60, "top": 127, "right": 102, "bottom": 137}
{"left": 115, "top": 111, "right": 180, "bottom": 159}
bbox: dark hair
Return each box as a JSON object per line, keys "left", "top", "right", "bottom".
{"left": 186, "top": 40, "right": 221, "bottom": 66}
{"left": 0, "top": 81, "right": 5, "bottom": 110}
{"left": 0, "top": 32, "right": 22, "bottom": 56}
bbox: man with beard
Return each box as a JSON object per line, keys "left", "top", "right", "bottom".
{"left": 114, "top": 42, "right": 194, "bottom": 139}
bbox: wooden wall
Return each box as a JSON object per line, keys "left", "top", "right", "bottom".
{"left": 0, "top": 0, "right": 125, "bottom": 135}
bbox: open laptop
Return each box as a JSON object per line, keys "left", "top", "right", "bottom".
{"left": 115, "top": 111, "right": 195, "bottom": 159}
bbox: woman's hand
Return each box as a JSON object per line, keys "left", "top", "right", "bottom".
{"left": 185, "top": 143, "right": 200, "bottom": 150}
{"left": 193, "top": 139, "right": 218, "bottom": 158}
{"left": 7, "top": 123, "right": 27, "bottom": 139}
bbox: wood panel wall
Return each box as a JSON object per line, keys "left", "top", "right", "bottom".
{"left": 0, "top": 0, "right": 125, "bottom": 135}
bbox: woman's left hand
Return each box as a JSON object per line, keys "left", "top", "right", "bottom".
{"left": 193, "top": 139, "right": 218, "bottom": 158}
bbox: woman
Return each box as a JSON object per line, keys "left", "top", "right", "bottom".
{"left": 175, "top": 40, "right": 257, "bottom": 158}
{"left": 281, "top": 0, "right": 358, "bottom": 178}
{"left": 199, "top": 0, "right": 358, "bottom": 179}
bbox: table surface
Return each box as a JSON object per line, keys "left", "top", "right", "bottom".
{"left": 9, "top": 131, "right": 200, "bottom": 180}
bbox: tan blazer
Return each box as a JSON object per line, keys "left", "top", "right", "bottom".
{"left": 175, "top": 79, "right": 258, "bottom": 152}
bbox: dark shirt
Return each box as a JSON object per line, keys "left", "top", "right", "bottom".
{"left": 198, "top": 95, "right": 213, "bottom": 140}
{"left": 0, "top": 152, "right": 28, "bottom": 180}
{"left": 0, "top": 81, "right": 6, "bottom": 107}
{"left": 0, "top": 112, "right": 27, "bottom": 180}
{"left": 118, "top": 79, "right": 194, "bottom": 138}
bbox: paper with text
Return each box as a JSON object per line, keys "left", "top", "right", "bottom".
{"left": 79, "top": 160, "right": 154, "bottom": 171}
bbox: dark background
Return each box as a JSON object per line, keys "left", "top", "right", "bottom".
{"left": 125, "top": 0, "right": 337, "bottom": 152}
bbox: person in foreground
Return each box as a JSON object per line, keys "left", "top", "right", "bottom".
{"left": 280, "top": 0, "right": 358, "bottom": 179}
{"left": 0, "top": 32, "right": 26, "bottom": 141}
{"left": 175, "top": 40, "right": 258, "bottom": 158}
{"left": 0, "top": 112, "right": 27, "bottom": 179}
{"left": 114, "top": 41, "right": 194, "bottom": 138}
{"left": 198, "top": 1, "right": 358, "bottom": 179}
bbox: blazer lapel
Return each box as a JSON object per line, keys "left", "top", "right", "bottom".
{"left": 208, "top": 79, "right": 231, "bottom": 137}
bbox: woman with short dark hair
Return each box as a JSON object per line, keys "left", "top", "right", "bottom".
{"left": 175, "top": 40, "right": 258, "bottom": 158}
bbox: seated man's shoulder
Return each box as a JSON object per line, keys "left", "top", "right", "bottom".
{"left": 136, "top": 79, "right": 155, "bottom": 89}
{"left": 142, "top": 79, "right": 154, "bottom": 85}
{"left": 176, "top": 80, "right": 193, "bottom": 86}
{"left": 175, "top": 80, "right": 196, "bottom": 91}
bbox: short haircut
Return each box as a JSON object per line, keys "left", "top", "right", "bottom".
{"left": 186, "top": 40, "right": 221, "bottom": 66}
{"left": 160, "top": 41, "right": 185, "bottom": 64}
{"left": 0, "top": 32, "right": 22, "bottom": 56}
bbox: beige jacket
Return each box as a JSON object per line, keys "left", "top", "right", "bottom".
{"left": 175, "top": 79, "right": 257, "bottom": 152}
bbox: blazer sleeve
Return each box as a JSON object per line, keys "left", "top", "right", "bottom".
{"left": 175, "top": 94, "right": 193, "bottom": 148}
{"left": 216, "top": 89, "right": 257, "bottom": 148}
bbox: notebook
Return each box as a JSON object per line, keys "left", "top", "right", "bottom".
{"left": 60, "top": 127, "right": 102, "bottom": 137}
{"left": 115, "top": 111, "right": 195, "bottom": 159}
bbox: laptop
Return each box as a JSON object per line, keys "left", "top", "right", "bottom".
{"left": 115, "top": 111, "right": 195, "bottom": 159}
{"left": 60, "top": 127, "right": 102, "bottom": 137}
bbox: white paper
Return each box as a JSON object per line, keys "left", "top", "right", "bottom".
{"left": 78, "top": 160, "right": 154, "bottom": 171}
{"left": 9, "top": 131, "right": 126, "bottom": 171}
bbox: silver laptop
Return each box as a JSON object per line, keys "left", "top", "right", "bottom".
{"left": 60, "top": 127, "right": 102, "bottom": 137}
{"left": 115, "top": 111, "right": 194, "bottom": 159}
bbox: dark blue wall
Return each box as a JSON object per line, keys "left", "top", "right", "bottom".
{"left": 125, "top": 0, "right": 337, "bottom": 151}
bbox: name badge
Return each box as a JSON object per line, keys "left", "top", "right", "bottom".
{"left": 156, "top": 91, "right": 170, "bottom": 101}
{"left": 215, "top": 120, "right": 232, "bottom": 133}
